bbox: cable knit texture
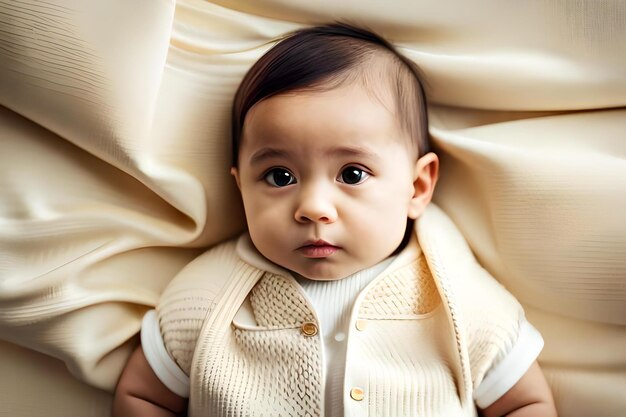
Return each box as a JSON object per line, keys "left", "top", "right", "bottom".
{"left": 360, "top": 254, "right": 441, "bottom": 318}
{"left": 155, "top": 205, "right": 526, "bottom": 416}
{"left": 250, "top": 274, "right": 316, "bottom": 328}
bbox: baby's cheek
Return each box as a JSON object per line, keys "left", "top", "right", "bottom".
{"left": 249, "top": 207, "right": 287, "bottom": 239}
{"left": 244, "top": 193, "right": 281, "bottom": 218}
{"left": 359, "top": 206, "right": 405, "bottom": 241}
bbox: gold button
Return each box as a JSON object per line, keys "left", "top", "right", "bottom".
{"left": 350, "top": 387, "right": 365, "bottom": 401}
{"left": 301, "top": 322, "right": 318, "bottom": 336}
{"left": 355, "top": 319, "right": 368, "bottom": 331}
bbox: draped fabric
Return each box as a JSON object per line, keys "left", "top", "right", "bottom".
{"left": 0, "top": 1, "right": 624, "bottom": 416}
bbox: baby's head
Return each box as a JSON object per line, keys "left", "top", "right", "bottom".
{"left": 231, "top": 23, "right": 438, "bottom": 280}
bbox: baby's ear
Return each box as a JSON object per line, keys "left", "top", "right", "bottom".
{"left": 408, "top": 152, "right": 439, "bottom": 219}
{"left": 230, "top": 167, "right": 242, "bottom": 190}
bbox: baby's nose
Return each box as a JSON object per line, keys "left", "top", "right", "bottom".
{"left": 294, "top": 188, "right": 338, "bottom": 224}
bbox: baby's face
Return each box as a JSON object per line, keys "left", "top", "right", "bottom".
{"left": 233, "top": 83, "right": 423, "bottom": 280}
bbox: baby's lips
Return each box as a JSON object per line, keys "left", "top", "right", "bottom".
{"left": 299, "top": 239, "right": 337, "bottom": 248}
{"left": 298, "top": 245, "right": 339, "bottom": 258}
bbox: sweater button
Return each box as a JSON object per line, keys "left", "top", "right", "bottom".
{"left": 301, "top": 322, "right": 318, "bottom": 336}
{"left": 350, "top": 387, "right": 365, "bottom": 401}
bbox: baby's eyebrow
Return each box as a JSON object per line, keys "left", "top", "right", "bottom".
{"left": 328, "top": 146, "right": 380, "bottom": 161}
{"left": 248, "top": 145, "right": 381, "bottom": 166}
{"left": 249, "top": 148, "right": 291, "bottom": 166}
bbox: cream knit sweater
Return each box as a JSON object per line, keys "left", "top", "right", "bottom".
{"left": 146, "top": 205, "right": 542, "bottom": 416}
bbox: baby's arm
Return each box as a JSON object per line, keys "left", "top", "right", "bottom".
{"left": 479, "top": 361, "right": 557, "bottom": 417}
{"left": 113, "top": 345, "right": 188, "bottom": 417}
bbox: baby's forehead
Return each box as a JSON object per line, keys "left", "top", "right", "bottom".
{"left": 242, "top": 82, "right": 417, "bottom": 160}
{"left": 314, "top": 59, "right": 422, "bottom": 144}
{"left": 247, "top": 83, "right": 396, "bottom": 134}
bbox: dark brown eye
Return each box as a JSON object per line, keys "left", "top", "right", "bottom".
{"left": 265, "top": 168, "right": 297, "bottom": 187}
{"left": 339, "top": 166, "right": 369, "bottom": 185}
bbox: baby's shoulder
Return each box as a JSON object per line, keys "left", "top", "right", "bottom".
{"left": 154, "top": 237, "right": 243, "bottom": 374}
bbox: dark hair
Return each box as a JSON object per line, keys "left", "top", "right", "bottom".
{"left": 231, "top": 22, "right": 430, "bottom": 167}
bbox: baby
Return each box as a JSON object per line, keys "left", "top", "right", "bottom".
{"left": 114, "top": 23, "right": 557, "bottom": 417}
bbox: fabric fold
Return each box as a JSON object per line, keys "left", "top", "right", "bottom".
{"left": 0, "top": 3, "right": 624, "bottom": 415}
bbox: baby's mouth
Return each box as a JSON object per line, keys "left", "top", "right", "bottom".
{"left": 297, "top": 240, "right": 340, "bottom": 258}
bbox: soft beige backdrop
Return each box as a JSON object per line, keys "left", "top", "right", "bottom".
{"left": 0, "top": 1, "right": 624, "bottom": 416}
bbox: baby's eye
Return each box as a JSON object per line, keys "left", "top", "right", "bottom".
{"left": 338, "top": 166, "right": 370, "bottom": 185}
{"left": 264, "top": 168, "right": 297, "bottom": 187}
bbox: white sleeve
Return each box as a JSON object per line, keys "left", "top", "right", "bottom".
{"left": 140, "top": 310, "right": 190, "bottom": 398}
{"left": 473, "top": 319, "right": 544, "bottom": 408}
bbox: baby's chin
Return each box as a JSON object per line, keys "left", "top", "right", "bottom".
{"left": 292, "top": 262, "right": 368, "bottom": 281}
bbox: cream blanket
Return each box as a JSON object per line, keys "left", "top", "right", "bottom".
{"left": 0, "top": 1, "right": 624, "bottom": 416}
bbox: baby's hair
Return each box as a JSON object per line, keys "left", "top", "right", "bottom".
{"left": 231, "top": 22, "right": 430, "bottom": 167}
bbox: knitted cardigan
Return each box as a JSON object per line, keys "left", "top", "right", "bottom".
{"left": 154, "top": 205, "right": 530, "bottom": 416}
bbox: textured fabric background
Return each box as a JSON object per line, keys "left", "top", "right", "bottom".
{"left": 0, "top": 1, "right": 624, "bottom": 416}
